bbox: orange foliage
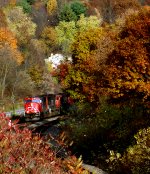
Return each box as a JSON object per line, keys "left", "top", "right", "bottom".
{"left": 0, "top": 28, "right": 17, "bottom": 49}
{"left": 105, "top": 9, "right": 150, "bottom": 101}
{"left": 0, "top": 28, "right": 23, "bottom": 64}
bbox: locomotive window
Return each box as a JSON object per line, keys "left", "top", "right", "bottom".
{"left": 24, "top": 98, "right": 42, "bottom": 103}
{"left": 24, "top": 100, "right": 31, "bottom": 103}
{"left": 32, "top": 99, "right": 41, "bottom": 103}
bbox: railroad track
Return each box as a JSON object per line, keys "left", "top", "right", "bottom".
{"left": 16, "top": 114, "right": 66, "bottom": 131}
{"left": 27, "top": 115, "right": 65, "bottom": 129}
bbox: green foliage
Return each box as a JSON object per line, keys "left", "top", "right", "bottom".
{"left": 59, "top": 4, "right": 77, "bottom": 22}
{"left": 55, "top": 20, "right": 76, "bottom": 53}
{"left": 58, "top": 1, "right": 88, "bottom": 22}
{"left": 55, "top": 14, "right": 100, "bottom": 54}
{"left": 108, "top": 127, "right": 150, "bottom": 174}
{"left": 76, "top": 14, "right": 101, "bottom": 32}
{"left": 70, "top": 1, "right": 87, "bottom": 19}
{"left": 17, "top": 0, "right": 32, "bottom": 13}
{"left": 27, "top": 0, "right": 35, "bottom": 5}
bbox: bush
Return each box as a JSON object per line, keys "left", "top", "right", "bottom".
{"left": 0, "top": 114, "right": 88, "bottom": 173}
{"left": 0, "top": 114, "right": 62, "bottom": 173}
{"left": 108, "top": 127, "right": 150, "bottom": 174}
{"left": 62, "top": 98, "right": 149, "bottom": 170}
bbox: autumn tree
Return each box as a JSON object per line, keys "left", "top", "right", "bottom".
{"left": 0, "top": 0, "right": 16, "bottom": 7}
{"left": 105, "top": 9, "right": 150, "bottom": 105}
{"left": 25, "top": 39, "right": 45, "bottom": 81}
{"left": 55, "top": 14, "right": 101, "bottom": 54}
{"left": 46, "top": 0, "right": 57, "bottom": 15}
{"left": 76, "top": 14, "right": 102, "bottom": 32}
{"left": 56, "top": 27, "right": 105, "bottom": 101}
{"left": 53, "top": 61, "right": 71, "bottom": 87}
{"left": 0, "top": 9, "right": 7, "bottom": 28}
{"left": 8, "top": 70, "right": 35, "bottom": 99}
{"left": 26, "top": 39, "right": 46, "bottom": 67}
{"left": 56, "top": 7, "right": 150, "bottom": 105}
{"left": 88, "top": 0, "right": 141, "bottom": 23}
{"left": 17, "top": 0, "right": 32, "bottom": 13}
{"left": 29, "top": 0, "right": 48, "bottom": 36}
{"left": 41, "top": 26, "right": 58, "bottom": 55}
{"left": 55, "top": 20, "right": 76, "bottom": 54}
{"left": 0, "top": 28, "right": 23, "bottom": 64}
{"left": 70, "top": 1, "right": 87, "bottom": 20}
{"left": 59, "top": 4, "right": 77, "bottom": 22}
{"left": 4, "top": 6, "right": 36, "bottom": 46}
{"left": 0, "top": 28, "right": 23, "bottom": 100}
{"left": 27, "top": 65, "right": 43, "bottom": 89}
{"left": 0, "top": 47, "right": 17, "bottom": 100}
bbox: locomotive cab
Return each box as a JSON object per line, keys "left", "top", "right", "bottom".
{"left": 24, "top": 97, "right": 43, "bottom": 119}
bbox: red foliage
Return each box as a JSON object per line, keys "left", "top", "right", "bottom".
{"left": 0, "top": 114, "right": 88, "bottom": 173}
{"left": 52, "top": 62, "right": 70, "bottom": 85}
{"left": 0, "top": 114, "right": 64, "bottom": 173}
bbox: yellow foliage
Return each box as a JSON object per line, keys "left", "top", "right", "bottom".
{"left": 63, "top": 156, "right": 90, "bottom": 174}
{"left": 47, "top": 0, "right": 57, "bottom": 15}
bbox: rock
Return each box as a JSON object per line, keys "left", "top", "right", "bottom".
{"left": 82, "top": 163, "right": 108, "bottom": 174}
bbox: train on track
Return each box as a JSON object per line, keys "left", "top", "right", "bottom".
{"left": 24, "top": 93, "right": 73, "bottom": 120}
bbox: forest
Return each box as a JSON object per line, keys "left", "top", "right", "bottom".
{"left": 0, "top": 0, "right": 150, "bottom": 173}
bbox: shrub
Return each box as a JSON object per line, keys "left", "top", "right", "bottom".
{"left": 108, "top": 127, "right": 150, "bottom": 174}
{"left": 0, "top": 114, "right": 62, "bottom": 173}
{"left": 0, "top": 114, "right": 88, "bottom": 173}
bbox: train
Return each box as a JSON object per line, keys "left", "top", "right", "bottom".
{"left": 24, "top": 93, "right": 73, "bottom": 120}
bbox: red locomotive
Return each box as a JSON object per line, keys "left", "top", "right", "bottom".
{"left": 24, "top": 93, "right": 73, "bottom": 120}
{"left": 24, "top": 94, "right": 62, "bottom": 119}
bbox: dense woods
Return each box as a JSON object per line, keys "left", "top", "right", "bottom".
{"left": 0, "top": 0, "right": 150, "bottom": 173}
